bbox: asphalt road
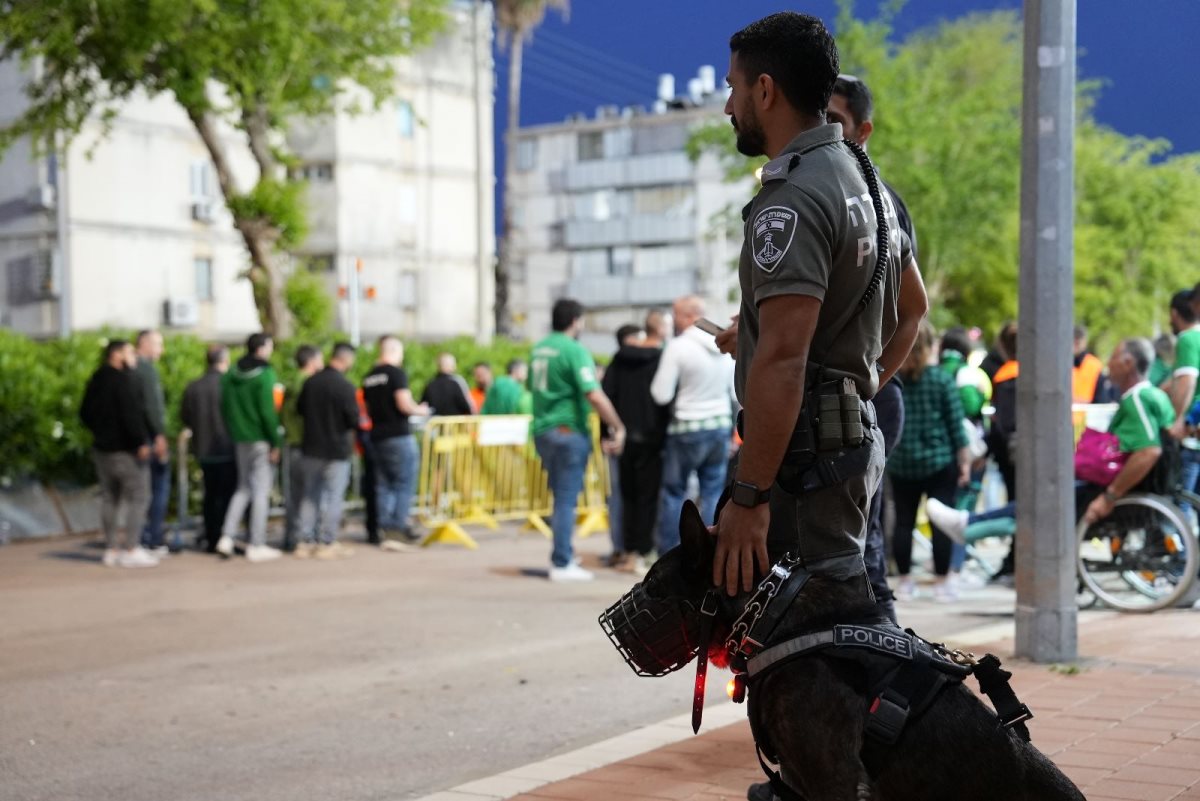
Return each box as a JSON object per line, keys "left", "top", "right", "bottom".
{"left": 0, "top": 526, "right": 1024, "bottom": 801}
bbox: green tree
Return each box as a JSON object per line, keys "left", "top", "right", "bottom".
{"left": 494, "top": 0, "right": 569, "bottom": 336}
{"left": 688, "top": 3, "right": 1200, "bottom": 348}
{"left": 0, "top": 0, "right": 448, "bottom": 338}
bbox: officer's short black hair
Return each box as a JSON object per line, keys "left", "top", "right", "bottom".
{"left": 552, "top": 299, "right": 585, "bottom": 332}
{"left": 1171, "top": 290, "right": 1196, "bottom": 323}
{"left": 833, "top": 74, "right": 873, "bottom": 125}
{"left": 246, "top": 332, "right": 272, "bottom": 356}
{"left": 295, "top": 344, "right": 320, "bottom": 370}
{"left": 940, "top": 326, "right": 972, "bottom": 359}
{"left": 730, "top": 12, "right": 839, "bottom": 118}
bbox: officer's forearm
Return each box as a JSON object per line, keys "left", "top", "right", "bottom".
{"left": 878, "top": 260, "right": 928, "bottom": 387}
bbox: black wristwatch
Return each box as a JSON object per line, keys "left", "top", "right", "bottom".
{"left": 731, "top": 480, "right": 771, "bottom": 508}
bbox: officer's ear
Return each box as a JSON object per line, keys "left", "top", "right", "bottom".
{"left": 678, "top": 500, "right": 715, "bottom": 589}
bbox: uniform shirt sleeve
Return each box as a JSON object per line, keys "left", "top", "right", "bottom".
{"left": 747, "top": 185, "right": 833, "bottom": 306}
{"left": 1175, "top": 332, "right": 1200, "bottom": 378}
{"left": 897, "top": 228, "right": 914, "bottom": 271}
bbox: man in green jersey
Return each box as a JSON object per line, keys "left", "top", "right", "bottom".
{"left": 529, "top": 299, "right": 625, "bottom": 582}
{"left": 481, "top": 359, "right": 532, "bottom": 415}
{"left": 1167, "top": 290, "right": 1200, "bottom": 494}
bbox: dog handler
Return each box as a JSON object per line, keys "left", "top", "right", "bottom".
{"left": 712, "top": 12, "right": 919, "bottom": 599}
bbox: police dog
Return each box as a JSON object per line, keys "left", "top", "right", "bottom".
{"left": 631, "top": 501, "right": 1085, "bottom": 801}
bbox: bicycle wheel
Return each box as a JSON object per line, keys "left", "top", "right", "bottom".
{"left": 1076, "top": 493, "right": 1199, "bottom": 613}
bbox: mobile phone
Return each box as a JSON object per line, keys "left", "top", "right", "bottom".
{"left": 694, "top": 318, "right": 725, "bottom": 336}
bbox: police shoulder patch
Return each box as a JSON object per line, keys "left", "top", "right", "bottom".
{"left": 751, "top": 205, "right": 798, "bottom": 273}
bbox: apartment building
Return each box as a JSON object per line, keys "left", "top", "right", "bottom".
{"left": 507, "top": 68, "right": 753, "bottom": 352}
{"left": 0, "top": 1, "right": 494, "bottom": 342}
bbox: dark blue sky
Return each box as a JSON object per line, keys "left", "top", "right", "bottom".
{"left": 493, "top": 0, "right": 1199, "bottom": 213}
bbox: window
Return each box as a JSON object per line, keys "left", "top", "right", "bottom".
{"left": 633, "top": 122, "right": 688, "bottom": 155}
{"left": 397, "top": 272, "right": 418, "bottom": 308}
{"left": 634, "top": 185, "right": 691, "bottom": 216}
{"left": 516, "top": 138, "right": 538, "bottom": 171}
{"left": 189, "top": 161, "right": 214, "bottom": 201}
{"left": 194, "top": 257, "right": 214, "bottom": 302}
{"left": 396, "top": 100, "right": 415, "bottom": 138}
{"left": 5, "top": 252, "right": 55, "bottom": 305}
{"left": 289, "top": 163, "right": 335, "bottom": 182}
{"left": 578, "top": 131, "right": 604, "bottom": 162}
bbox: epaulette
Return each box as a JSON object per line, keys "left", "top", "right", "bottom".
{"left": 759, "top": 152, "right": 801, "bottom": 183}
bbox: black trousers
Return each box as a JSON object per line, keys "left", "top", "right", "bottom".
{"left": 891, "top": 463, "right": 959, "bottom": 577}
{"left": 619, "top": 439, "right": 662, "bottom": 556}
{"left": 865, "top": 380, "right": 904, "bottom": 622}
{"left": 359, "top": 435, "right": 379, "bottom": 543}
{"left": 200, "top": 460, "right": 238, "bottom": 551}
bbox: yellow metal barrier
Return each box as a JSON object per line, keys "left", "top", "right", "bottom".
{"left": 415, "top": 415, "right": 610, "bottom": 549}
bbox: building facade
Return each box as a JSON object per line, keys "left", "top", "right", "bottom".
{"left": 507, "top": 71, "right": 752, "bottom": 352}
{"left": 0, "top": 1, "right": 494, "bottom": 342}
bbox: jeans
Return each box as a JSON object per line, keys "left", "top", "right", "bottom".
{"left": 374, "top": 435, "right": 418, "bottom": 534}
{"left": 535, "top": 429, "right": 592, "bottom": 568}
{"left": 299, "top": 457, "right": 352, "bottom": 545}
{"left": 93, "top": 450, "right": 149, "bottom": 550}
{"left": 222, "top": 442, "right": 274, "bottom": 547}
{"left": 141, "top": 455, "right": 171, "bottom": 548}
{"left": 283, "top": 445, "right": 305, "bottom": 550}
{"left": 200, "top": 460, "right": 237, "bottom": 551}
{"left": 1181, "top": 448, "right": 1200, "bottom": 514}
{"left": 658, "top": 428, "right": 729, "bottom": 554}
{"left": 607, "top": 455, "right": 623, "bottom": 554}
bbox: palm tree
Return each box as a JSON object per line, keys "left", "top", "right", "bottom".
{"left": 494, "top": 0, "right": 569, "bottom": 337}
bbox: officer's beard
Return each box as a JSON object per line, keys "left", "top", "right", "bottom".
{"left": 732, "top": 108, "right": 766, "bottom": 158}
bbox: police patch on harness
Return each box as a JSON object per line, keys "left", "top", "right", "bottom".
{"left": 834, "top": 625, "right": 914, "bottom": 660}
{"left": 752, "top": 206, "right": 797, "bottom": 273}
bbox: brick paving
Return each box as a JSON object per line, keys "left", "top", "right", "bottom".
{"left": 500, "top": 612, "right": 1200, "bottom": 801}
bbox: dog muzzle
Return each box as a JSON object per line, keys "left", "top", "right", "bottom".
{"left": 599, "top": 583, "right": 716, "bottom": 677}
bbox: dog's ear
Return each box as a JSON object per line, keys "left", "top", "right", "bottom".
{"left": 678, "top": 500, "right": 715, "bottom": 588}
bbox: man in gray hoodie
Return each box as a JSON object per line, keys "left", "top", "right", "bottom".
{"left": 650, "top": 295, "right": 737, "bottom": 553}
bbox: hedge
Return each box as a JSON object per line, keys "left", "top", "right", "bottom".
{"left": 0, "top": 329, "right": 536, "bottom": 486}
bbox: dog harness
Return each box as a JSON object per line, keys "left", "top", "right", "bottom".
{"left": 721, "top": 555, "right": 1034, "bottom": 801}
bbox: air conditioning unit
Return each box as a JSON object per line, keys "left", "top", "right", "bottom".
{"left": 163, "top": 297, "right": 200, "bottom": 327}
{"left": 191, "top": 201, "right": 216, "bottom": 224}
{"left": 26, "top": 184, "right": 55, "bottom": 210}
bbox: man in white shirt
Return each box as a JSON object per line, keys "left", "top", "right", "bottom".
{"left": 650, "top": 295, "right": 737, "bottom": 553}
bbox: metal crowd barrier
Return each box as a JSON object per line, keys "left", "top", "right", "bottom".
{"left": 415, "top": 415, "right": 610, "bottom": 550}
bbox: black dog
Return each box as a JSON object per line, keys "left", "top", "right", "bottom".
{"left": 618, "top": 502, "right": 1085, "bottom": 801}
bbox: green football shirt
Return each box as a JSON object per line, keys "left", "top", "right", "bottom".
{"left": 529, "top": 332, "right": 599, "bottom": 436}
{"left": 1173, "top": 327, "right": 1200, "bottom": 405}
{"left": 1109, "top": 381, "right": 1175, "bottom": 453}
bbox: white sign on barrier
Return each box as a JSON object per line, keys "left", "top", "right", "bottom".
{"left": 476, "top": 416, "right": 530, "bottom": 447}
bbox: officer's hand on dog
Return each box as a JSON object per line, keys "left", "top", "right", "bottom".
{"left": 715, "top": 315, "right": 739, "bottom": 358}
{"left": 712, "top": 501, "right": 769, "bottom": 596}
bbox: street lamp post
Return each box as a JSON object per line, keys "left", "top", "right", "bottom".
{"left": 1015, "top": 0, "right": 1078, "bottom": 662}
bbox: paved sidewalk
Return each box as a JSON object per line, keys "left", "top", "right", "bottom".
{"left": 428, "top": 611, "right": 1200, "bottom": 801}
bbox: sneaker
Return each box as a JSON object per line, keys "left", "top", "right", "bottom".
{"left": 895, "top": 577, "right": 917, "bottom": 601}
{"left": 549, "top": 563, "right": 594, "bottom": 582}
{"left": 245, "top": 545, "right": 283, "bottom": 563}
{"left": 315, "top": 541, "right": 355, "bottom": 560}
{"left": 380, "top": 539, "right": 413, "bottom": 553}
{"left": 925, "top": 498, "right": 968, "bottom": 545}
{"left": 933, "top": 579, "right": 959, "bottom": 604}
{"left": 118, "top": 547, "right": 160, "bottom": 568}
{"left": 215, "top": 535, "right": 235, "bottom": 558}
{"left": 632, "top": 555, "right": 650, "bottom": 577}
{"left": 293, "top": 542, "right": 316, "bottom": 559}
{"left": 400, "top": 527, "right": 424, "bottom": 544}
{"left": 102, "top": 548, "right": 121, "bottom": 568}
{"left": 148, "top": 545, "right": 171, "bottom": 559}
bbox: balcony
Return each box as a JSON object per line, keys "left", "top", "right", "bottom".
{"left": 565, "top": 271, "right": 697, "bottom": 307}
{"left": 565, "top": 152, "right": 693, "bottom": 191}
{"left": 564, "top": 214, "right": 694, "bottom": 248}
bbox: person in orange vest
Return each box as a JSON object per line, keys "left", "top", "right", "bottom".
{"left": 354, "top": 385, "right": 380, "bottom": 546}
{"left": 470, "top": 362, "right": 492, "bottom": 414}
{"left": 1072, "top": 324, "right": 1113, "bottom": 403}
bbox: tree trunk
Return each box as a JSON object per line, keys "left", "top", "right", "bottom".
{"left": 188, "top": 108, "right": 292, "bottom": 339}
{"left": 494, "top": 32, "right": 525, "bottom": 337}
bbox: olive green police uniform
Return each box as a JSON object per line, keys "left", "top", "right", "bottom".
{"left": 735, "top": 123, "right": 913, "bottom": 578}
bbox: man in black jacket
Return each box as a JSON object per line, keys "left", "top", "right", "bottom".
{"left": 421, "top": 352, "right": 474, "bottom": 416}
{"left": 602, "top": 314, "right": 669, "bottom": 573}
{"left": 181, "top": 345, "right": 235, "bottom": 552}
{"left": 79, "top": 340, "right": 159, "bottom": 568}
{"left": 297, "top": 342, "right": 360, "bottom": 559}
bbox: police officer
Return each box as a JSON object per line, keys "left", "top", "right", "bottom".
{"left": 711, "top": 13, "right": 918, "bottom": 599}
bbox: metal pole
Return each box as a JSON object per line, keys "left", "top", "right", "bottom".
{"left": 1015, "top": 0, "right": 1077, "bottom": 662}
{"left": 350, "top": 257, "right": 362, "bottom": 347}
{"left": 472, "top": 0, "right": 492, "bottom": 343}
{"left": 54, "top": 134, "right": 71, "bottom": 338}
